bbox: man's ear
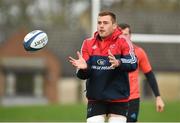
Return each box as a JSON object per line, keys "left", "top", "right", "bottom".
{"left": 113, "top": 23, "right": 117, "bottom": 29}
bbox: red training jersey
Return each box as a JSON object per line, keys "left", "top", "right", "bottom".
{"left": 129, "top": 45, "right": 152, "bottom": 100}
{"left": 77, "top": 27, "right": 137, "bottom": 102}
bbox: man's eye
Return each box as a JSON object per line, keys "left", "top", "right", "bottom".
{"left": 103, "top": 22, "right": 109, "bottom": 24}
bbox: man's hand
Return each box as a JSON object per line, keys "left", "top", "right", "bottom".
{"left": 108, "top": 50, "right": 121, "bottom": 69}
{"left": 156, "top": 96, "right": 165, "bottom": 112}
{"left": 69, "top": 51, "right": 88, "bottom": 69}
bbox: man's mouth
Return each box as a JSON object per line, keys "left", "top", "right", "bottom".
{"left": 100, "top": 30, "right": 105, "bottom": 33}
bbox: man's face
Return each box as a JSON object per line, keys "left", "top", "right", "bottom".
{"left": 97, "top": 15, "right": 116, "bottom": 38}
{"left": 122, "top": 27, "right": 131, "bottom": 39}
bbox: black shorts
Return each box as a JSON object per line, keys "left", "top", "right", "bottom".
{"left": 87, "top": 101, "right": 128, "bottom": 118}
{"left": 127, "top": 98, "right": 140, "bottom": 122}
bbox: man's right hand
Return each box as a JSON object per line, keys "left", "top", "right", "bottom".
{"left": 69, "top": 51, "right": 88, "bottom": 69}
{"left": 156, "top": 96, "right": 165, "bottom": 112}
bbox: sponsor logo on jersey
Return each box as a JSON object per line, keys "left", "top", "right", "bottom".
{"left": 109, "top": 44, "right": 116, "bottom": 49}
{"left": 92, "top": 45, "right": 97, "bottom": 49}
{"left": 97, "top": 59, "right": 106, "bottom": 65}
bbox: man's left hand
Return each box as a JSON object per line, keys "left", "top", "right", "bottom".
{"left": 108, "top": 50, "right": 121, "bottom": 69}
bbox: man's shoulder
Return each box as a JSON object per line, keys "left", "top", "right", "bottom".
{"left": 117, "top": 35, "right": 131, "bottom": 44}
{"left": 117, "top": 35, "right": 127, "bottom": 41}
{"left": 82, "top": 36, "right": 96, "bottom": 47}
{"left": 134, "top": 45, "right": 148, "bottom": 58}
{"left": 118, "top": 35, "right": 127, "bottom": 39}
{"left": 85, "top": 37, "right": 94, "bottom": 42}
{"left": 134, "top": 45, "right": 146, "bottom": 52}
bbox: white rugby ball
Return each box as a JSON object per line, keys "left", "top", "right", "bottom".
{"left": 23, "top": 30, "right": 48, "bottom": 51}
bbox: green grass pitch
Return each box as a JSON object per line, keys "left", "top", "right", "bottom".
{"left": 0, "top": 100, "right": 179, "bottom": 122}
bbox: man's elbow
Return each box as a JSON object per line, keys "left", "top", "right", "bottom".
{"left": 77, "top": 74, "right": 88, "bottom": 80}
{"left": 76, "top": 69, "right": 89, "bottom": 80}
{"left": 130, "top": 62, "right": 138, "bottom": 71}
{"left": 119, "top": 62, "right": 137, "bottom": 72}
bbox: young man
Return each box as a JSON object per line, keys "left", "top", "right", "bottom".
{"left": 69, "top": 11, "right": 137, "bottom": 123}
{"left": 119, "top": 23, "right": 165, "bottom": 122}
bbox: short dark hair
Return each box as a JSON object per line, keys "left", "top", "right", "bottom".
{"left": 98, "top": 11, "right": 116, "bottom": 24}
{"left": 118, "top": 23, "right": 131, "bottom": 34}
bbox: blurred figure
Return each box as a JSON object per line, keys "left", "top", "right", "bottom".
{"left": 119, "top": 23, "right": 165, "bottom": 122}
{"left": 69, "top": 11, "right": 137, "bottom": 123}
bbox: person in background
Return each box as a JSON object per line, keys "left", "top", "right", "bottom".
{"left": 119, "top": 23, "right": 165, "bottom": 122}
{"left": 69, "top": 11, "right": 137, "bottom": 123}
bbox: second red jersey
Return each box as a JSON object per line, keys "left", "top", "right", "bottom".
{"left": 129, "top": 45, "right": 152, "bottom": 100}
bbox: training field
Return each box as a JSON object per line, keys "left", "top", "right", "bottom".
{"left": 0, "top": 100, "right": 179, "bottom": 122}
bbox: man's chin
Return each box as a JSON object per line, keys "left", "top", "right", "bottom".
{"left": 99, "top": 34, "right": 106, "bottom": 38}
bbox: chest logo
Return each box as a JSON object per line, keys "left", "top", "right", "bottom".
{"left": 109, "top": 44, "right": 116, "bottom": 49}
{"left": 92, "top": 45, "right": 97, "bottom": 49}
{"left": 97, "top": 59, "right": 106, "bottom": 65}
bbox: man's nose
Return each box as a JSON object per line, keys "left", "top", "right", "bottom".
{"left": 100, "top": 24, "right": 104, "bottom": 28}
